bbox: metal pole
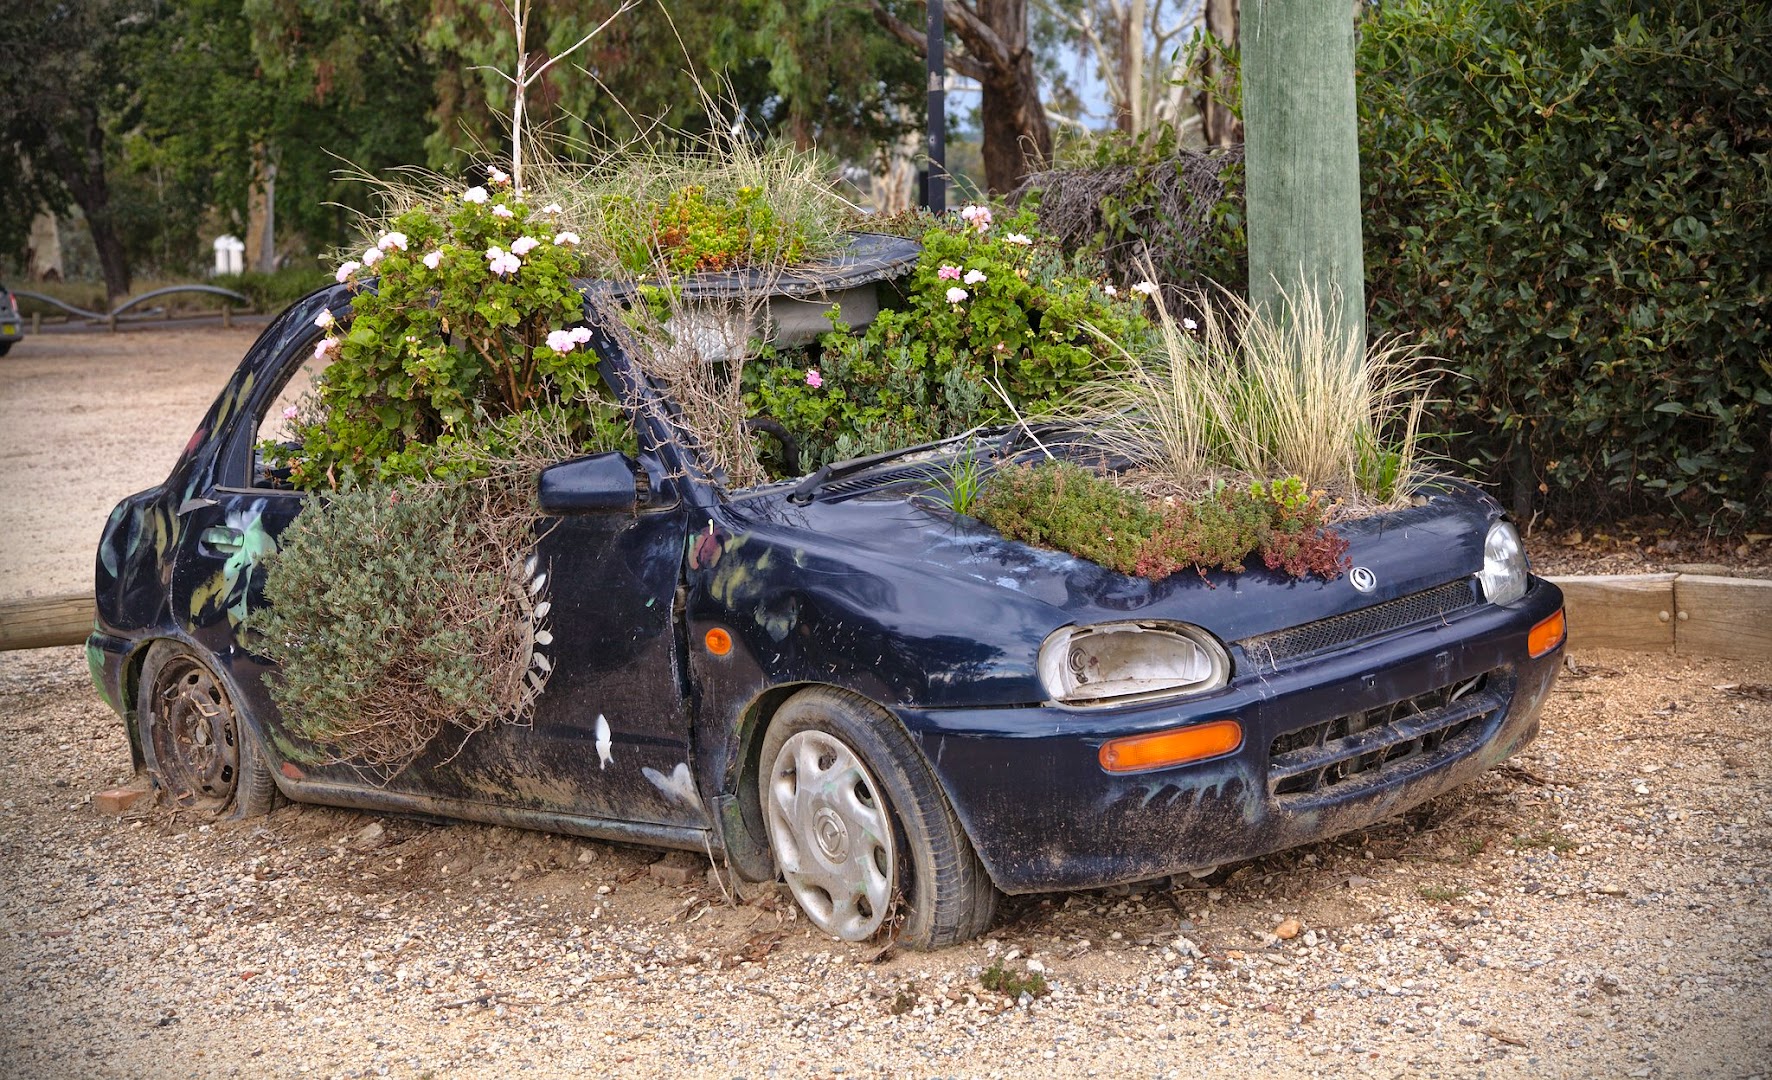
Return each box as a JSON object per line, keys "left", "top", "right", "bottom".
{"left": 926, "top": 0, "right": 946, "bottom": 215}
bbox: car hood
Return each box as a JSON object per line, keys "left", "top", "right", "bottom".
{"left": 723, "top": 477, "right": 1506, "bottom": 646}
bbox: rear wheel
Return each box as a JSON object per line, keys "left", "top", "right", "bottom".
{"left": 138, "top": 641, "right": 277, "bottom": 818}
{"left": 758, "top": 687, "right": 997, "bottom": 948}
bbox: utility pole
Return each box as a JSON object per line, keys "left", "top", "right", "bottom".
{"left": 1241, "top": 0, "right": 1364, "bottom": 346}
{"left": 926, "top": 0, "right": 946, "bottom": 214}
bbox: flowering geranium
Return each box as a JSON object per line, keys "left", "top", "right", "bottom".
{"left": 553, "top": 232, "right": 580, "bottom": 247}
{"left": 362, "top": 247, "right": 385, "bottom": 267}
{"left": 463, "top": 186, "right": 489, "bottom": 205}
{"left": 485, "top": 247, "right": 522, "bottom": 276}
{"left": 1132, "top": 280, "right": 1159, "bottom": 297}
{"left": 423, "top": 250, "right": 444, "bottom": 270}
{"left": 963, "top": 269, "right": 987, "bottom": 285}
{"left": 335, "top": 260, "right": 361, "bottom": 283}
{"left": 510, "top": 236, "right": 541, "bottom": 256}
{"left": 539, "top": 203, "right": 563, "bottom": 215}
{"left": 488, "top": 166, "right": 510, "bottom": 185}
{"left": 946, "top": 286, "right": 969, "bottom": 304}
{"left": 1003, "top": 233, "right": 1033, "bottom": 246}
{"left": 491, "top": 204, "right": 515, "bottom": 220}
{"left": 313, "top": 337, "right": 338, "bottom": 361}
{"left": 805, "top": 368, "right": 823, "bottom": 388}
{"left": 938, "top": 265, "right": 962, "bottom": 281}
{"left": 377, "top": 232, "right": 409, "bottom": 252}
{"left": 314, "top": 310, "right": 336, "bottom": 329}
{"left": 959, "top": 204, "right": 992, "bottom": 232}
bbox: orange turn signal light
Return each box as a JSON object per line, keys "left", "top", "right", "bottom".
{"left": 704, "top": 627, "right": 733, "bottom": 656}
{"left": 1528, "top": 608, "right": 1566, "bottom": 658}
{"left": 1099, "top": 719, "right": 1243, "bottom": 774}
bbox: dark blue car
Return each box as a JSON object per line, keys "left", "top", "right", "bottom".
{"left": 88, "top": 283, "right": 1566, "bottom": 948}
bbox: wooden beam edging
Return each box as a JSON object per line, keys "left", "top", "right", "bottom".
{"left": 3, "top": 577, "right": 1768, "bottom": 660}
{"left": 1547, "top": 573, "right": 1772, "bottom": 663}
{"left": 0, "top": 594, "right": 95, "bottom": 652}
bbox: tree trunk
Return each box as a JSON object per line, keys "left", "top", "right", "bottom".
{"left": 42, "top": 106, "right": 130, "bottom": 303}
{"left": 1200, "top": 0, "right": 1241, "bottom": 148}
{"left": 971, "top": 0, "right": 1050, "bottom": 193}
{"left": 1242, "top": 0, "right": 1363, "bottom": 345}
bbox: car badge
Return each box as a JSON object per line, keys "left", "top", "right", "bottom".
{"left": 1349, "top": 566, "right": 1378, "bottom": 593}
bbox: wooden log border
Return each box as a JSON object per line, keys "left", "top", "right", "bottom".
{"left": 4, "top": 577, "right": 1769, "bottom": 660}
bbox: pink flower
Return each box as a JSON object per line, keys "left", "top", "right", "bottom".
{"left": 377, "top": 232, "right": 408, "bottom": 252}
{"left": 313, "top": 337, "right": 338, "bottom": 361}
{"left": 553, "top": 231, "right": 580, "bottom": 247}
{"left": 488, "top": 166, "right": 510, "bottom": 185}
{"left": 545, "top": 329, "right": 577, "bottom": 353}
{"left": 485, "top": 247, "right": 521, "bottom": 275}
{"left": 313, "top": 310, "right": 335, "bottom": 329}
{"left": 937, "top": 264, "right": 962, "bottom": 281}
{"left": 334, "top": 261, "right": 361, "bottom": 283}
{"left": 569, "top": 326, "right": 592, "bottom": 345}
{"left": 805, "top": 368, "right": 823, "bottom": 388}
{"left": 463, "top": 186, "right": 489, "bottom": 204}
{"left": 510, "top": 235, "right": 540, "bottom": 256}
{"left": 423, "top": 250, "right": 444, "bottom": 270}
{"left": 959, "top": 204, "right": 993, "bottom": 232}
{"left": 361, "top": 246, "right": 384, "bottom": 267}
{"left": 282, "top": 405, "right": 299, "bottom": 420}
{"left": 946, "top": 286, "right": 969, "bottom": 304}
{"left": 963, "top": 269, "right": 987, "bottom": 285}
{"left": 1003, "top": 232, "right": 1033, "bottom": 246}
{"left": 491, "top": 204, "right": 515, "bottom": 219}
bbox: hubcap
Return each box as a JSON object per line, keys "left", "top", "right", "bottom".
{"left": 764, "top": 729, "right": 895, "bottom": 941}
{"left": 150, "top": 657, "right": 239, "bottom": 811}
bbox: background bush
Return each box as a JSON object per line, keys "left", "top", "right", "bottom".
{"left": 1023, "top": 0, "right": 1770, "bottom": 532}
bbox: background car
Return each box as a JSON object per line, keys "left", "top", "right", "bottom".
{"left": 88, "top": 282, "right": 1566, "bottom": 948}
{"left": 0, "top": 281, "right": 23, "bottom": 356}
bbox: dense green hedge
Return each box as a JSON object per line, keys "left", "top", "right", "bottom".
{"left": 1359, "top": 0, "right": 1771, "bottom": 530}
{"left": 1025, "top": 0, "right": 1770, "bottom": 531}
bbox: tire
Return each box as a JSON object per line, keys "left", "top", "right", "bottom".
{"left": 138, "top": 641, "right": 278, "bottom": 819}
{"left": 0, "top": 341, "right": 12, "bottom": 357}
{"left": 758, "top": 687, "right": 998, "bottom": 948}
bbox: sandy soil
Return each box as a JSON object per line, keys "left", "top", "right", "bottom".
{"left": 0, "top": 324, "right": 266, "bottom": 599}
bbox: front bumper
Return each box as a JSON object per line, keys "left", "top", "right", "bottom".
{"left": 900, "top": 578, "right": 1564, "bottom": 894}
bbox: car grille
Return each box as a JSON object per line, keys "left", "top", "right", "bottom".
{"left": 1239, "top": 578, "right": 1481, "bottom": 669}
{"left": 1267, "top": 672, "right": 1509, "bottom": 799}
{"left": 822, "top": 465, "right": 939, "bottom": 498}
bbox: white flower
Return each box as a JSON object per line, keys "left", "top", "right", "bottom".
{"left": 545, "top": 329, "right": 576, "bottom": 353}
{"left": 1182, "top": 317, "right": 1199, "bottom": 331}
{"left": 422, "top": 250, "right": 443, "bottom": 270}
{"left": 313, "top": 310, "right": 335, "bottom": 329}
{"left": 377, "top": 232, "right": 409, "bottom": 252}
{"left": 334, "top": 260, "right": 361, "bottom": 283}
{"left": 552, "top": 231, "right": 581, "bottom": 247}
{"left": 569, "top": 326, "right": 592, "bottom": 344}
{"left": 1004, "top": 232, "right": 1033, "bottom": 246}
{"left": 1132, "top": 280, "right": 1159, "bottom": 297}
{"left": 361, "top": 246, "right": 384, "bottom": 267}
{"left": 946, "top": 286, "right": 969, "bottom": 304}
{"left": 958, "top": 204, "right": 993, "bottom": 232}
{"left": 510, "top": 235, "right": 541, "bottom": 256}
{"left": 491, "top": 204, "right": 515, "bottom": 219}
{"left": 540, "top": 203, "right": 564, "bottom": 215}
{"left": 488, "top": 166, "right": 510, "bottom": 185}
{"left": 485, "top": 247, "right": 521, "bottom": 276}
{"left": 463, "top": 186, "right": 490, "bottom": 204}
{"left": 313, "top": 337, "right": 338, "bottom": 361}
{"left": 1103, "top": 284, "right": 1117, "bottom": 297}
{"left": 963, "top": 269, "right": 987, "bottom": 285}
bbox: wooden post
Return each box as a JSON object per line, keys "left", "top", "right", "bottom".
{"left": 1241, "top": 0, "right": 1365, "bottom": 342}
{"left": 0, "top": 594, "right": 94, "bottom": 651}
{"left": 222, "top": 304, "right": 233, "bottom": 328}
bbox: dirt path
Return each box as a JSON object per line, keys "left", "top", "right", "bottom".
{"left": 0, "top": 645, "right": 1767, "bottom": 1078}
{"left": 0, "top": 325, "right": 263, "bottom": 599}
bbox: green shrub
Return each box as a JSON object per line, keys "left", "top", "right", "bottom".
{"left": 601, "top": 183, "right": 812, "bottom": 276}
{"left": 213, "top": 266, "right": 333, "bottom": 310}
{"left": 1359, "top": 0, "right": 1772, "bottom": 529}
{"left": 250, "top": 479, "right": 544, "bottom": 773}
{"left": 975, "top": 462, "right": 1347, "bottom": 582}
{"left": 751, "top": 208, "right": 1153, "bottom": 470}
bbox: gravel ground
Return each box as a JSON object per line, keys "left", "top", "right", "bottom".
{"left": 1, "top": 644, "right": 1767, "bottom": 1079}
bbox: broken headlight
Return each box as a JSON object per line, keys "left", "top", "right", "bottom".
{"left": 1478, "top": 521, "right": 1528, "bottom": 606}
{"left": 1038, "top": 622, "right": 1231, "bottom": 708}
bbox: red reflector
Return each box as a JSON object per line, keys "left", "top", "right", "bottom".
{"left": 1528, "top": 608, "right": 1566, "bottom": 658}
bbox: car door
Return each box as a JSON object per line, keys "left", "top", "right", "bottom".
{"left": 171, "top": 291, "right": 702, "bottom": 829}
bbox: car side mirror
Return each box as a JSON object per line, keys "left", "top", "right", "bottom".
{"left": 537, "top": 452, "right": 642, "bottom": 514}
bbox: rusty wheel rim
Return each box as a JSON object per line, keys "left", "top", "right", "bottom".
{"left": 149, "top": 656, "right": 240, "bottom": 811}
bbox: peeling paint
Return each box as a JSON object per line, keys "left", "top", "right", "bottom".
{"left": 643, "top": 762, "right": 700, "bottom": 807}
{"left": 595, "top": 714, "right": 613, "bottom": 769}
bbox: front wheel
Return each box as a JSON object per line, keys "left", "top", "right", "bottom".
{"left": 758, "top": 688, "right": 997, "bottom": 948}
{"left": 138, "top": 641, "right": 278, "bottom": 819}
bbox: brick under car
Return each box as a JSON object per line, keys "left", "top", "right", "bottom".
{"left": 88, "top": 281, "right": 1565, "bottom": 948}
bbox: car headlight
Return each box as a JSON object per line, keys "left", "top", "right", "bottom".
{"left": 1478, "top": 521, "right": 1528, "bottom": 605}
{"left": 1038, "top": 622, "right": 1231, "bottom": 708}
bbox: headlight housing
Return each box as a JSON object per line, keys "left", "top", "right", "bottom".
{"left": 1478, "top": 521, "right": 1528, "bottom": 605}
{"left": 1038, "top": 621, "right": 1231, "bottom": 708}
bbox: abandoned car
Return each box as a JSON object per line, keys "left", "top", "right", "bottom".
{"left": 89, "top": 276, "right": 1567, "bottom": 948}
